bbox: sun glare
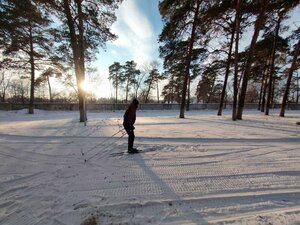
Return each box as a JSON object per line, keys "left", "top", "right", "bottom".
{"left": 80, "top": 80, "right": 111, "bottom": 99}
{"left": 80, "top": 80, "right": 90, "bottom": 92}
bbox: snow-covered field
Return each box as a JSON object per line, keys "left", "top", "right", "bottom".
{"left": 0, "top": 109, "right": 299, "bottom": 225}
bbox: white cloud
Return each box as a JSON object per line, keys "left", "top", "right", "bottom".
{"left": 111, "top": 0, "right": 158, "bottom": 65}
{"left": 94, "top": 0, "right": 162, "bottom": 98}
{"left": 110, "top": 49, "right": 118, "bottom": 55}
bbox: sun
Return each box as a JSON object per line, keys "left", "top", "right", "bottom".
{"left": 80, "top": 80, "right": 91, "bottom": 92}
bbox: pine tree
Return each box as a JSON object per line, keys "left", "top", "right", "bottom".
{"left": 43, "top": 0, "right": 122, "bottom": 122}
{"left": 217, "top": 20, "right": 235, "bottom": 116}
{"left": 108, "top": 62, "right": 123, "bottom": 103}
{"left": 122, "top": 61, "right": 140, "bottom": 103}
{"left": 236, "top": 0, "right": 268, "bottom": 120}
{"left": 160, "top": 40, "right": 188, "bottom": 103}
{"left": 232, "top": 0, "right": 241, "bottom": 121}
{"left": 0, "top": 0, "right": 53, "bottom": 114}
{"left": 35, "top": 66, "right": 64, "bottom": 102}
{"left": 280, "top": 28, "right": 300, "bottom": 117}
{"left": 237, "top": 0, "right": 300, "bottom": 119}
{"left": 196, "top": 60, "right": 224, "bottom": 103}
{"left": 159, "top": 0, "right": 209, "bottom": 118}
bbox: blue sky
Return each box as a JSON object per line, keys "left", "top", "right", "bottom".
{"left": 93, "top": 0, "right": 163, "bottom": 98}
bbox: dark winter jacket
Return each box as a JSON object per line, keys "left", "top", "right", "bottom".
{"left": 123, "top": 103, "right": 137, "bottom": 129}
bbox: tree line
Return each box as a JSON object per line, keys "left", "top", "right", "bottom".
{"left": 0, "top": 0, "right": 122, "bottom": 122}
{"left": 158, "top": 0, "right": 300, "bottom": 119}
{"left": 1, "top": 0, "right": 300, "bottom": 122}
{"left": 108, "top": 60, "right": 165, "bottom": 104}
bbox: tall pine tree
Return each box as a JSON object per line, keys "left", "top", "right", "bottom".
{"left": 43, "top": 0, "right": 122, "bottom": 122}
{"left": 0, "top": 0, "right": 53, "bottom": 114}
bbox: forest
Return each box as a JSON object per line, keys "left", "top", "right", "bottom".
{"left": 0, "top": 0, "right": 300, "bottom": 121}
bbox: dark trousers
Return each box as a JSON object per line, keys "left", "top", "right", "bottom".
{"left": 124, "top": 127, "right": 135, "bottom": 150}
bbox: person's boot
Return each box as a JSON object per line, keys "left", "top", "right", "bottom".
{"left": 128, "top": 148, "right": 138, "bottom": 153}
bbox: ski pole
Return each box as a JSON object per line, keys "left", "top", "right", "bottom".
{"left": 84, "top": 131, "right": 126, "bottom": 163}
{"left": 81, "top": 128, "right": 124, "bottom": 156}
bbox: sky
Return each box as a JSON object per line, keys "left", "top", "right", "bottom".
{"left": 91, "top": 0, "right": 163, "bottom": 98}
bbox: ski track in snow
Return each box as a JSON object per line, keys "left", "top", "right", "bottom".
{"left": 0, "top": 109, "right": 299, "bottom": 225}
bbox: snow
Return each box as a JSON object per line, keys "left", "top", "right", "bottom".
{"left": 0, "top": 109, "right": 299, "bottom": 225}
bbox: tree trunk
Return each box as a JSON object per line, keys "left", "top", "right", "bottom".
{"left": 115, "top": 74, "right": 118, "bottom": 103}
{"left": 21, "top": 83, "right": 25, "bottom": 106}
{"left": 280, "top": 39, "right": 300, "bottom": 117}
{"left": 261, "top": 75, "right": 268, "bottom": 112}
{"left": 157, "top": 81, "right": 160, "bottom": 103}
{"left": 28, "top": 25, "right": 35, "bottom": 114}
{"left": 145, "top": 80, "right": 152, "bottom": 103}
{"left": 179, "top": 0, "right": 200, "bottom": 118}
{"left": 218, "top": 23, "right": 235, "bottom": 116}
{"left": 171, "top": 75, "right": 174, "bottom": 103}
{"left": 77, "top": 0, "right": 86, "bottom": 122}
{"left": 187, "top": 76, "right": 190, "bottom": 111}
{"left": 266, "top": 15, "right": 282, "bottom": 116}
{"left": 232, "top": 0, "right": 241, "bottom": 121}
{"left": 297, "top": 72, "right": 299, "bottom": 103}
{"left": 258, "top": 62, "right": 268, "bottom": 110}
{"left": 47, "top": 75, "right": 52, "bottom": 102}
{"left": 237, "top": 0, "right": 267, "bottom": 120}
{"left": 125, "top": 76, "right": 129, "bottom": 103}
{"left": 265, "top": 71, "right": 273, "bottom": 115}
{"left": 261, "top": 58, "right": 271, "bottom": 112}
{"left": 0, "top": 73, "right": 3, "bottom": 102}
{"left": 63, "top": 0, "right": 85, "bottom": 122}
{"left": 271, "top": 78, "right": 275, "bottom": 107}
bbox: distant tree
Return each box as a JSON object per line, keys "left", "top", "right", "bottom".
{"left": 144, "top": 68, "right": 159, "bottom": 103}
{"left": 161, "top": 72, "right": 179, "bottom": 104}
{"left": 18, "top": 74, "right": 30, "bottom": 105}
{"left": 0, "top": 71, "right": 11, "bottom": 102}
{"left": 35, "top": 66, "right": 63, "bottom": 102}
{"left": 187, "top": 64, "right": 202, "bottom": 109}
{"left": 122, "top": 60, "right": 140, "bottom": 103}
{"left": 108, "top": 62, "right": 123, "bottom": 103}
{"left": 160, "top": 40, "right": 188, "bottom": 105}
{"left": 196, "top": 61, "right": 223, "bottom": 103}
{"left": 132, "top": 67, "right": 144, "bottom": 99}
{"left": 143, "top": 61, "right": 164, "bottom": 103}
{"left": 245, "top": 83, "right": 260, "bottom": 103}
{"left": 290, "top": 71, "right": 300, "bottom": 103}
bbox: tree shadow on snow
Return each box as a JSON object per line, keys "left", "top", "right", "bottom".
{"left": 132, "top": 154, "right": 209, "bottom": 224}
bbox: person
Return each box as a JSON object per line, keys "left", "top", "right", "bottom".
{"left": 123, "top": 99, "right": 139, "bottom": 153}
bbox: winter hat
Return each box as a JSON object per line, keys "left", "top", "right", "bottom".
{"left": 132, "top": 99, "right": 139, "bottom": 106}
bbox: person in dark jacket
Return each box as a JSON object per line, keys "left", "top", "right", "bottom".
{"left": 123, "top": 99, "right": 139, "bottom": 153}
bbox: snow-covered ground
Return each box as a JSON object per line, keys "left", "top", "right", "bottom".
{"left": 0, "top": 109, "right": 299, "bottom": 225}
